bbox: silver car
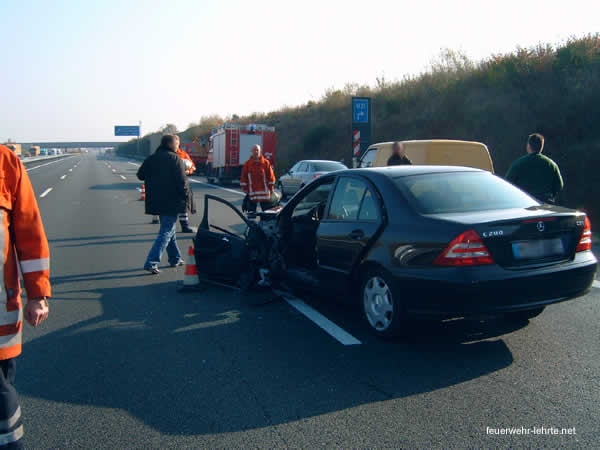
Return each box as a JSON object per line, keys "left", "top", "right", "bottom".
{"left": 277, "top": 160, "right": 347, "bottom": 199}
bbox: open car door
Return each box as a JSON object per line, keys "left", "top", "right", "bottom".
{"left": 194, "top": 194, "right": 253, "bottom": 285}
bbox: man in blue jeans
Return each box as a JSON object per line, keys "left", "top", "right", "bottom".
{"left": 137, "top": 134, "right": 189, "bottom": 274}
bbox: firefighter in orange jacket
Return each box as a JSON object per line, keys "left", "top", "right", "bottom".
{"left": 241, "top": 145, "right": 276, "bottom": 213}
{"left": 0, "top": 144, "right": 51, "bottom": 449}
{"left": 175, "top": 137, "right": 196, "bottom": 233}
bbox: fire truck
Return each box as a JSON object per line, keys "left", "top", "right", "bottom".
{"left": 206, "top": 124, "right": 277, "bottom": 184}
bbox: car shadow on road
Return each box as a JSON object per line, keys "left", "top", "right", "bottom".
{"left": 89, "top": 183, "right": 143, "bottom": 190}
{"left": 19, "top": 281, "right": 516, "bottom": 436}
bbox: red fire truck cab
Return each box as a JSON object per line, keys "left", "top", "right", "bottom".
{"left": 206, "top": 123, "right": 277, "bottom": 185}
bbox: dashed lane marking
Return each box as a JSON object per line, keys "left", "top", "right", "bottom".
{"left": 593, "top": 280, "right": 600, "bottom": 289}
{"left": 128, "top": 162, "right": 140, "bottom": 167}
{"left": 69, "top": 169, "right": 73, "bottom": 172}
{"left": 39, "top": 188, "right": 53, "bottom": 198}
{"left": 27, "top": 156, "right": 73, "bottom": 171}
{"left": 284, "top": 297, "right": 361, "bottom": 346}
{"left": 120, "top": 175, "right": 126, "bottom": 180}
{"left": 112, "top": 169, "right": 116, "bottom": 172}
{"left": 60, "top": 175, "right": 67, "bottom": 180}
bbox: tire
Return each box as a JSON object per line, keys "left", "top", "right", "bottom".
{"left": 504, "top": 307, "right": 545, "bottom": 322}
{"left": 361, "top": 270, "right": 408, "bottom": 338}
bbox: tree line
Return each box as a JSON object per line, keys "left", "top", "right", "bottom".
{"left": 118, "top": 34, "right": 600, "bottom": 222}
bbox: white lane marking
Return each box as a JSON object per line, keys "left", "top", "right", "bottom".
{"left": 120, "top": 175, "right": 126, "bottom": 180}
{"left": 112, "top": 169, "right": 116, "bottom": 172}
{"left": 39, "top": 188, "right": 53, "bottom": 198}
{"left": 593, "top": 280, "right": 600, "bottom": 289}
{"left": 69, "top": 169, "right": 73, "bottom": 172}
{"left": 27, "top": 156, "right": 73, "bottom": 171}
{"left": 123, "top": 160, "right": 244, "bottom": 196}
{"left": 60, "top": 175, "right": 67, "bottom": 180}
{"left": 189, "top": 178, "right": 245, "bottom": 196}
{"left": 285, "top": 297, "right": 361, "bottom": 346}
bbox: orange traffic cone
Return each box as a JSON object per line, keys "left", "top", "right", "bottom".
{"left": 140, "top": 184, "right": 146, "bottom": 201}
{"left": 179, "top": 246, "right": 204, "bottom": 292}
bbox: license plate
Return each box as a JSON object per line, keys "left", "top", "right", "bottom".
{"left": 512, "top": 238, "right": 565, "bottom": 260}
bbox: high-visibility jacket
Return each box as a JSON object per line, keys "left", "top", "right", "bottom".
{"left": 241, "top": 156, "right": 276, "bottom": 202}
{"left": 177, "top": 148, "right": 196, "bottom": 175}
{"left": 0, "top": 145, "right": 51, "bottom": 360}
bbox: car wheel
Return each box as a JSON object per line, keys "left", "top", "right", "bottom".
{"left": 361, "top": 270, "right": 407, "bottom": 338}
{"left": 504, "top": 307, "right": 545, "bottom": 322}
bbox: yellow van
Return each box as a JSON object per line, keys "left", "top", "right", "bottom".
{"left": 357, "top": 140, "right": 494, "bottom": 173}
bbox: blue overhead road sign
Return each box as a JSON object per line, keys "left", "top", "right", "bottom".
{"left": 115, "top": 125, "right": 140, "bottom": 136}
{"left": 353, "top": 98, "right": 369, "bottom": 123}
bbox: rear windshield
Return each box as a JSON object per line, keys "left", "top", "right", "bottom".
{"left": 312, "top": 161, "right": 347, "bottom": 172}
{"left": 395, "top": 171, "right": 539, "bottom": 214}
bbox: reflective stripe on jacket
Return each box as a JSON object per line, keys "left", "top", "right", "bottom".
{"left": 241, "top": 156, "right": 276, "bottom": 202}
{"left": 177, "top": 148, "right": 196, "bottom": 175}
{"left": 0, "top": 145, "right": 51, "bottom": 360}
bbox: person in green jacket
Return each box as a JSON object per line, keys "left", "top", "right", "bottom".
{"left": 506, "top": 133, "right": 564, "bottom": 204}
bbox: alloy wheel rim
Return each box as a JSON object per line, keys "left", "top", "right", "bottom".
{"left": 363, "top": 276, "right": 394, "bottom": 331}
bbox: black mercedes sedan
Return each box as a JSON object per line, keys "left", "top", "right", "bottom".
{"left": 194, "top": 166, "right": 597, "bottom": 337}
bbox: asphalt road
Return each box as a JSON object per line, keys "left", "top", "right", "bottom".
{"left": 18, "top": 153, "right": 600, "bottom": 448}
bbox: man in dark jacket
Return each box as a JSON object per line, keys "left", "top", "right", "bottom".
{"left": 137, "top": 135, "right": 189, "bottom": 274}
{"left": 387, "top": 142, "right": 412, "bottom": 166}
{"left": 506, "top": 133, "right": 563, "bottom": 204}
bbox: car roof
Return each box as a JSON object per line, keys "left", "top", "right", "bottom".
{"left": 300, "top": 160, "right": 346, "bottom": 164}
{"left": 333, "top": 165, "right": 484, "bottom": 179}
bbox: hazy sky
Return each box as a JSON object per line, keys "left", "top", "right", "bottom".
{"left": 1, "top": 0, "right": 597, "bottom": 142}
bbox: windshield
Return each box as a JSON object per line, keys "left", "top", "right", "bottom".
{"left": 395, "top": 171, "right": 539, "bottom": 214}
{"left": 359, "top": 149, "right": 377, "bottom": 168}
{"left": 312, "top": 161, "right": 347, "bottom": 172}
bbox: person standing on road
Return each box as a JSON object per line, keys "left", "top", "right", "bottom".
{"left": 506, "top": 133, "right": 564, "bottom": 204}
{"left": 241, "top": 145, "right": 276, "bottom": 213}
{"left": 387, "top": 142, "right": 412, "bottom": 166}
{"left": 137, "top": 135, "right": 189, "bottom": 274}
{"left": 174, "top": 136, "right": 196, "bottom": 233}
{"left": 0, "top": 144, "right": 51, "bottom": 449}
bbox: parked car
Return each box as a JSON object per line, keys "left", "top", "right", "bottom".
{"left": 357, "top": 140, "right": 494, "bottom": 172}
{"left": 278, "top": 160, "right": 347, "bottom": 199}
{"left": 194, "top": 166, "right": 597, "bottom": 337}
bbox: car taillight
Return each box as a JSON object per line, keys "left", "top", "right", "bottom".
{"left": 434, "top": 230, "right": 495, "bottom": 266}
{"left": 314, "top": 174, "right": 322, "bottom": 179}
{"left": 576, "top": 216, "right": 592, "bottom": 252}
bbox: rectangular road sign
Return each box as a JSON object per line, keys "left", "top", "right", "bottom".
{"left": 114, "top": 125, "right": 140, "bottom": 136}
{"left": 352, "top": 98, "right": 369, "bottom": 123}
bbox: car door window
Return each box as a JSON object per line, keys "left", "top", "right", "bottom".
{"left": 359, "top": 149, "right": 377, "bottom": 168}
{"left": 289, "top": 163, "right": 300, "bottom": 173}
{"left": 358, "top": 190, "right": 380, "bottom": 222}
{"left": 297, "top": 162, "right": 308, "bottom": 173}
{"left": 327, "top": 177, "right": 367, "bottom": 221}
{"left": 204, "top": 196, "right": 250, "bottom": 238}
{"left": 291, "top": 179, "right": 335, "bottom": 218}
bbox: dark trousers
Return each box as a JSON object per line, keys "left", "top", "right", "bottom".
{"left": 246, "top": 201, "right": 270, "bottom": 213}
{"left": 0, "top": 359, "right": 23, "bottom": 449}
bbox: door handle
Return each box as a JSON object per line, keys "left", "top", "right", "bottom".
{"left": 349, "top": 229, "right": 364, "bottom": 240}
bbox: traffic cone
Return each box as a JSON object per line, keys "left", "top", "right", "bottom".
{"left": 140, "top": 184, "right": 146, "bottom": 201}
{"left": 179, "top": 246, "right": 204, "bottom": 292}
